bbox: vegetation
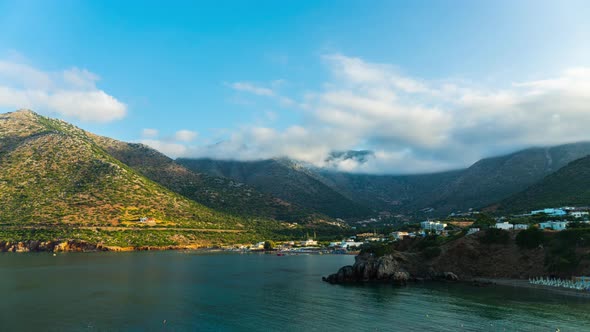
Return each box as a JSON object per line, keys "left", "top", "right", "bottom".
{"left": 479, "top": 228, "right": 510, "bottom": 245}
{"left": 0, "top": 110, "right": 349, "bottom": 246}
{"left": 181, "top": 143, "right": 590, "bottom": 219}
{"left": 472, "top": 213, "right": 495, "bottom": 228}
{"left": 515, "top": 227, "right": 545, "bottom": 249}
{"left": 539, "top": 229, "right": 590, "bottom": 273}
{"left": 178, "top": 158, "right": 373, "bottom": 219}
{"left": 93, "top": 135, "right": 329, "bottom": 223}
{"left": 263, "top": 240, "right": 275, "bottom": 250}
{"left": 422, "top": 246, "right": 442, "bottom": 259}
{"left": 360, "top": 242, "right": 395, "bottom": 256}
{"left": 497, "top": 154, "right": 590, "bottom": 213}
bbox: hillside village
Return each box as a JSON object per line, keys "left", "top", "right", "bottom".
{"left": 240, "top": 205, "right": 590, "bottom": 255}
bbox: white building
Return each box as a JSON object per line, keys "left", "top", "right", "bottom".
{"left": 539, "top": 221, "right": 569, "bottom": 231}
{"left": 570, "top": 211, "right": 589, "bottom": 218}
{"left": 391, "top": 231, "right": 409, "bottom": 240}
{"left": 366, "top": 237, "right": 386, "bottom": 242}
{"left": 330, "top": 240, "right": 364, "bottom": 249}
{"left": 514, "top": 224, "right": 529, "bottom": 230}
{"left": 467, "top": 228, "right": 480, "bottom": 235}
{"left": 420, "top": 221, "right": 447, "bottom": 232}
{"left": 494, "top": 222, "right": 514, "bottom": 230}
{"left": 250, "top": 242, "right": 265, "bottom": 249}
{"left": 300, "top": 239, "right": 318, "bottom": 246}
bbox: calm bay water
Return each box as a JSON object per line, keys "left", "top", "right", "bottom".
{"left": 0, "top": 252, "right": 589, "bottom": 331}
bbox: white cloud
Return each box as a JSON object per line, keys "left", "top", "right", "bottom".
{"left": 141, "top": 128, "right": 159, "bottom": 138}
{"left": 150, "top": 54, "right": 590, "bottom": 174}
{"left": 0, "top": 57, "right": 126, "bottom": 122}
{"left": 229, "top": 82, "right": 274, "bottom": 96}
{"left": 139, "top": 139, "right": 188, "bottom": 158}
{"left": 174, "top": 129, "right": 198, "bottom": 142}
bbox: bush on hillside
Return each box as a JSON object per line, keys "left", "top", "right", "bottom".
{"left": 360, "top": 242, "right": 394, "bottom": 257}
{"left": 515, "top": 227, "right": 545, "bottom": 249}
{"left": 479, "top": 228, "right": 510, "bottom": 245}
{"left": 422, "top": 246, "right": 442, "bottom": 259}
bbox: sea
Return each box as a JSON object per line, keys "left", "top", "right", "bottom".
{"left": 0, "top": 252, "right": 589, "bottom": 331}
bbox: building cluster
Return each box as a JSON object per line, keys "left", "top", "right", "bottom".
{"left": 420, "top": 221, "right": 447, "bottom": 233}
{"left": 529, "top": 207, "right": 590, "bottom": 219}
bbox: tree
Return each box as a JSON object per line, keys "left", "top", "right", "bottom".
{"left": 473, "top": 213, "right": 495, "bottom": 228}
{"left": 264, "top": 240, "right": 275, "bottom": 250}
{"left": 515, "top": 227, "right": 545, "bottom": 249}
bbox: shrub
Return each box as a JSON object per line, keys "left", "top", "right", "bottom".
{"left": 515, "top": 227, "right": 545, "bottom": 249}
{"left": 264, "top": 240, "right": 275, "bottom": 250}
{"left": 479, "top": 228, "right": 510, "bottom": 245}
{"left": 360, "top": 242, "right": 394, "bottom": 257}
{"left": 422, "top": 246, "right": 442, "bottom": 259}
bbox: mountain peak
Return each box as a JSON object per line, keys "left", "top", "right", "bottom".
{"left": 6, "top": 109, "right": 41, "bottom": 119}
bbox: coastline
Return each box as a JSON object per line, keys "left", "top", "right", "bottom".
{"left": 470, "top": 277, "right": 590, "bottom": 299}
{"left": 0, "top": 240, "right": 217, "bottom": 253}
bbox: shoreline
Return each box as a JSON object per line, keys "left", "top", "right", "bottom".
{"left": 469, "top": 277, "right": 590, "bottom": 299}
{"left": 0, "top": 240, "right": 355, "bottom": 254}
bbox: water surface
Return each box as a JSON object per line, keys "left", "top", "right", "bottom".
{"left": 0, "top": 252, "right": 589, "bottom": 331}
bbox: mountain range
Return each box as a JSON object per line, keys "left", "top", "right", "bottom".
{"left": 179, "top": 142, "right": 590, "bottom": 218}
{"left": 3, "top": 108, "right": 590, "bottom": 243}
{"left": 0, "top": 110, "right": 345, "bottom": 248}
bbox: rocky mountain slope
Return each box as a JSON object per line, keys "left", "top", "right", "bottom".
{"left": 90, "top": 135, "right": 325, "bottom": 222}
{"left": 177, "top": 158, "right": 372, "bottom": 219}
{"left": 0, "top": 110, "right": 243, "bottom": 228}
{"left": 494, "top": 155, "right": 590, "bottom": 213}
{"left": 178, "top": 143, "right": 590, "bottom": 218}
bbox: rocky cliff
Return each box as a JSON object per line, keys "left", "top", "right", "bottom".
{"left": 323, "top": 230, "right": 590, "bottom": 284}
{"left": 0, "top": 240, "right": 106, "bottom": 252}
{"left": 323, "top": 251, "right": 458, "bottom": 284}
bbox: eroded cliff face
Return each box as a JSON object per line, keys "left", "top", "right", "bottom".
{"left": 323, "top": 251, "right": 458, "bottom": 284}
{"left": 323, "top": 232, "right": 555, "bottom": 284}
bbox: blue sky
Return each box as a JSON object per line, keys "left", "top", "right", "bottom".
{"left": 1, "top": 0, "right": 590, "bottom": 173}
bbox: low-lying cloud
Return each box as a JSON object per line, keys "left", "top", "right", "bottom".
{"left": 144, "top": 54, "right": 590, "bottom": 174}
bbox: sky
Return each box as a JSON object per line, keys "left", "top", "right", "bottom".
{"left": 1, "top": 0, "right": 590, "bottom": 174}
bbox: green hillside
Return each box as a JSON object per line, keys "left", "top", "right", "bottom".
{"left": 0, "top": 110, "right": 322, "bottom": 247}
{"left": 177, "top": 158, "right": 373, "bottom": 219}
{"left": 180, "top": 143, "right": 590, "bottom": 219}
{"left": 495, "top": 155, "right": 590, "bottom": 213}
{"left": 0, "top": 110, "right": 238, "bottom": 228}
{"left": 90, "top": 135, "right": 326, "bottom": 222}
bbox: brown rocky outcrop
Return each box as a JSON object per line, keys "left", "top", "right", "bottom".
{"left": 323, "top": 251, "right": 458, "bottom": 284}
{"left": 0, "top": 240, "right": 107, "bottom": 252}
{"left": 323, "top": 231, "right": 561, "bottom": 284}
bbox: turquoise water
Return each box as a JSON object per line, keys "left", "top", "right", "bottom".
{"left": 1, "top": 252, "right": 589, "bottom": 331}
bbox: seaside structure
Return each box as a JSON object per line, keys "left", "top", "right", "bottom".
{"left": 250, "top": 242, "right": 265, "bottom": 250}
{"left": 514, "top": 224, "right": 529, "bottom": 230}
{"left": 300, "top": 239, "right": 318, "bottom": 246}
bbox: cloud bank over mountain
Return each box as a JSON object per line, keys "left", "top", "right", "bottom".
{"left": 142, "top": 54, "right": 590, "bottom": 174}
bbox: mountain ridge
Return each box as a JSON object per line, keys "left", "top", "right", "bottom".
{"left": 179, "top": 142, "right": 590, "bottom": 218}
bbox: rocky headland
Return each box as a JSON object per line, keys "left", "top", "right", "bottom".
{"left": 323, "top": 228, "right": 590, "bottom": 284}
